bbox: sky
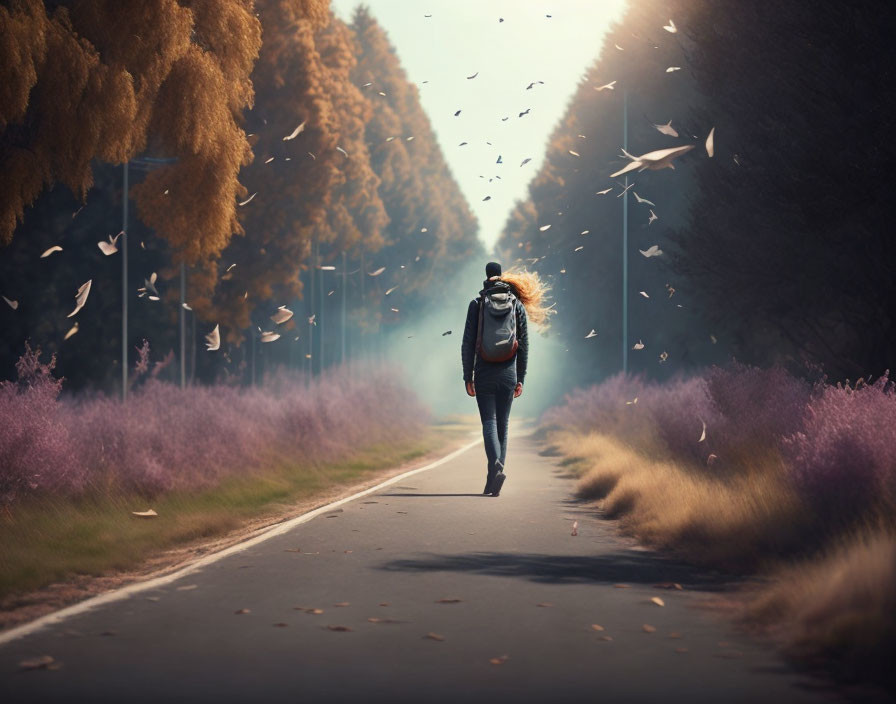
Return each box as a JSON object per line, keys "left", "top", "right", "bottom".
{"left": 330, "top": 0, "right": 628, "bottom": 251}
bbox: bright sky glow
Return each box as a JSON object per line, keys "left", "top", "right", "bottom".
{"left": 330, "top": 0, "right": 628, "bottom": 251}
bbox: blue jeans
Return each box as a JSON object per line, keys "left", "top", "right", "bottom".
{"left": 476, "top": 386, "right": 514, "bottom": 478}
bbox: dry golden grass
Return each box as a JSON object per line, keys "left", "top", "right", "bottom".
{"left": 747, "top": 530, "right": 896, "bottom": 687}
{"left": 556, "top": 430, "right": 813, "bottom": 570}
{"left": 550, "top": 427, "right": 896, "bottom": 691}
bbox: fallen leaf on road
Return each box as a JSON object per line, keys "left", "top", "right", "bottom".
{"left": 145, "top": 596, "right": 160, "bottom": 602}
{"left": 436, "top": 598, "right": 462, "bottom": 603}
{"left": 333, "top": 602, "right": 350, "bottom": 607}
{"left": 326, "top": 625, "right": 352, "bottom": 632}
{"left": 100, "top": 630, "right": 116, "bottom": 636}
{"left": 19, "top": 655, "right": 56, "bottom": 671}
{"left": 599, "top": 635, "right": 613, "bottom": 641}
{"left": 667, "top": 632, "right": 682, "bottom": 639}
{"left": 234, "top": 609, "right": 250, "bottom": 615}
{"left": 363, "top": 501, "right": 378, "bottom": 504}
{"left": 425, "top": 633, "right": 445, "bottom": 641}
{"left": 654, "top": 582, "right": 683, "bottom": 590}
{"left": 176, "top": 584, "right": 198, "bottom": 591}
{"left": 306, "top": 608, "right": 324, "bottom": 614}
{"left": 675, "top": 647, "right": 689, "bottom": 653}
{"left": 650, "top": 597, "right": 666, "bottom": 607}
{"left": 344, "top": 550, "right": 353, "bottom": 554}
{"left": 536, "top": 602, "right": 553, "bottom": 608}
{"left": 131, "top": 509, "right": 158, "bottom": 518}
{"left": 489, "top": 655, "right": 510, "bottom": 665}
{"left": 379, "top": 602, "right": 390, "bottom": 607}
{"left": 273, "top": 622, "right": 288, "bottom": 628}
{"left": 614, "top": 584, "right": 630, "bottom": 589}
{"left": 642, "top": 624, "right": 657, "bottom": 633}
{"left": 571, "top": 520, "right": 578, "bottom": 536}
{"left": 284, "top": 548, "right": 301, "bottom": 553}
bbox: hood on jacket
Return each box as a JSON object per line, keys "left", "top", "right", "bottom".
{"left": 480, "top": 279, "right": 513, "bottom": 296}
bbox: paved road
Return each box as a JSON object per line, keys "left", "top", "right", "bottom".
{"left": 1, "top": 424, "right": 838, "bottom": 703}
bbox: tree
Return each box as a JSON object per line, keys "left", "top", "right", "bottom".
{"left": 0, "top": 0, "right": 262, "bottom": 264}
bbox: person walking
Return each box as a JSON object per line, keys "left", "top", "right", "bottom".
{"left": 461, "top": 262, "right": 552, "bottom": 496}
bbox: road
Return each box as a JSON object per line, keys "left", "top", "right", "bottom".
{"left": 0, "top": 424, "right": 838, "bottom": 703}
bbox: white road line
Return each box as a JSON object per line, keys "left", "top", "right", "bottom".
{"left": 0, "top": 433, "right": 482, "bottom": 646}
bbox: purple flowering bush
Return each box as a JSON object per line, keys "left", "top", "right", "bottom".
{"left": 541, "top": 361, "right": 896, "bottom": 522}
{"left": 782, "top": 374, "right": 896, "bottom": 520}
{"left": 0, "top": 345, "right": 428, "bottom": 503}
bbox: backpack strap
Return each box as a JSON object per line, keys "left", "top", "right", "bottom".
{"left": 474, "top": 294, "right": 485, "bottom": 357}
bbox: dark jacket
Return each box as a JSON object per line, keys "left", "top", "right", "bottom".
{"left": 461, "top": 279, "right": 529, "bottom": 386}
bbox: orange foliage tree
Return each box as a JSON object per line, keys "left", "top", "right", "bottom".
{"left": 0, "top": 0, "right": 261, "bottom": 267}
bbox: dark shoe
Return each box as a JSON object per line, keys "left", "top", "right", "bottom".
{"left": 483, "top": 475, "right": 495, "bottom": 495}
{"left": 491, "top": 471, "right": 506, "bottom": 497}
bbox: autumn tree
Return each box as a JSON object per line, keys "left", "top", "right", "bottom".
{"left": 0, "top": 0, "right": 261, "bottom": 262}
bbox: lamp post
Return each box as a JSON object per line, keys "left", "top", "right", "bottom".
{"left": 121, "top": 162, "right": 129, "bottom": 401}
{"left": 124, "top": 156, "right": 179, "bottom": 397}
{"left": 622, "top": 89, "right": 629, "bottom": 375}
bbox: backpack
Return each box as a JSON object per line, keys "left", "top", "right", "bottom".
{"left": 475, "top": 284, "right": 519, "bottom": 362}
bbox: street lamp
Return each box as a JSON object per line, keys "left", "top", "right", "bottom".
{"left": 124, "top": 156, "right": 182, "bottom": 396}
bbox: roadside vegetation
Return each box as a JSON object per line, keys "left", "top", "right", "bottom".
{"left": 0, "top": 345, "right": 465, "bottom": 603}
{"left": 538, "top": 363, "right": 895, "bottom": 689}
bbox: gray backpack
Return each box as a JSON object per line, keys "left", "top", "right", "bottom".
{"left": 475, "top": 285, "right": 519, "bottom": 362}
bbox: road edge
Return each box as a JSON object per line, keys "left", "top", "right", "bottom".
{"left": 0, "top": 433, "right": 482, "bottom": 647}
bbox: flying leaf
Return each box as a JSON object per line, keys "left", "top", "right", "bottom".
{"left": 326, "top": 625, "right": 352, "bottom": 632}
{"left": 41, "top": 246, "right": 63, "bottom": 258}
{"left": 283, "top": 121, "right": 306, "bottom": 141}
{"left": 64, "top": 322, "right": 79, "bottom": 340}
{"left": 238, "top": 192, "right": 257, "bottom": 207}
{"left": 67, "top": 280, "right": 92, "bottom": 318}
{"left": 642, "top": 624, "right": 657, "bottom": 633}
{"left": 205, "top": 324, "right": 220, "bottom": 351}
{"left": 539, "top": 224, "right": 551, "bottom": 231}
{"left": 131, "top": 509, "right": 158, "bottom": 518}
{"left": 698, "top": 419, "right": 706, "bottom": 442}
{"left": 585, "top": 329, "right": 597, "bottom": 339}
{"left": 368, "top": 267, "right": 386, "bottom": 277}
{"left": 706, "top": 127, "right": 715, "bottom": 157}
{"left": 425, "top": 632, "right": 445, "bottom": 641}
{"left": 260, "top": 332, "right": 280, "bottom": 343}
{"left": 650, "top": 597, "right": 665, "bottom": 607}
{"left": 270, "top": 307, "right": 293, "bottom": 325}
{"left": 591, "top": 624, "right": 605, "bottom": 631}
{"left": 3, "top": 295, "right": 19, "bottom": 310}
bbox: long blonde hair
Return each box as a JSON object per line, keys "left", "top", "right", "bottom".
{"left": 494, "top": 268, "right": 555, "bottom": 328}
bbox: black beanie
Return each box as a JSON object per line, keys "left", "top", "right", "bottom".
{"left": 485, "top": 261, "right": 502, "bottom": 278}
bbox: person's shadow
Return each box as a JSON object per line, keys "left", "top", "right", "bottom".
{"left": 378, "top": 492, "right": 486, "bottom": 498}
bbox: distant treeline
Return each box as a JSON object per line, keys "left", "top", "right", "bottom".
{"left": 498, "top": 1, "right": 895, "bottom": 384}
{"left": 0, "top": 1, "right": 481, "bottom": 391}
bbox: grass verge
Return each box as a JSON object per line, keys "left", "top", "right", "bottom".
{"left": 0, "top": 419, "right": 474, "bottom": 608}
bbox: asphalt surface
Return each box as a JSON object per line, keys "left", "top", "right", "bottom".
{"left": 0, "top": 424, "right": 840, "bottom": 704}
